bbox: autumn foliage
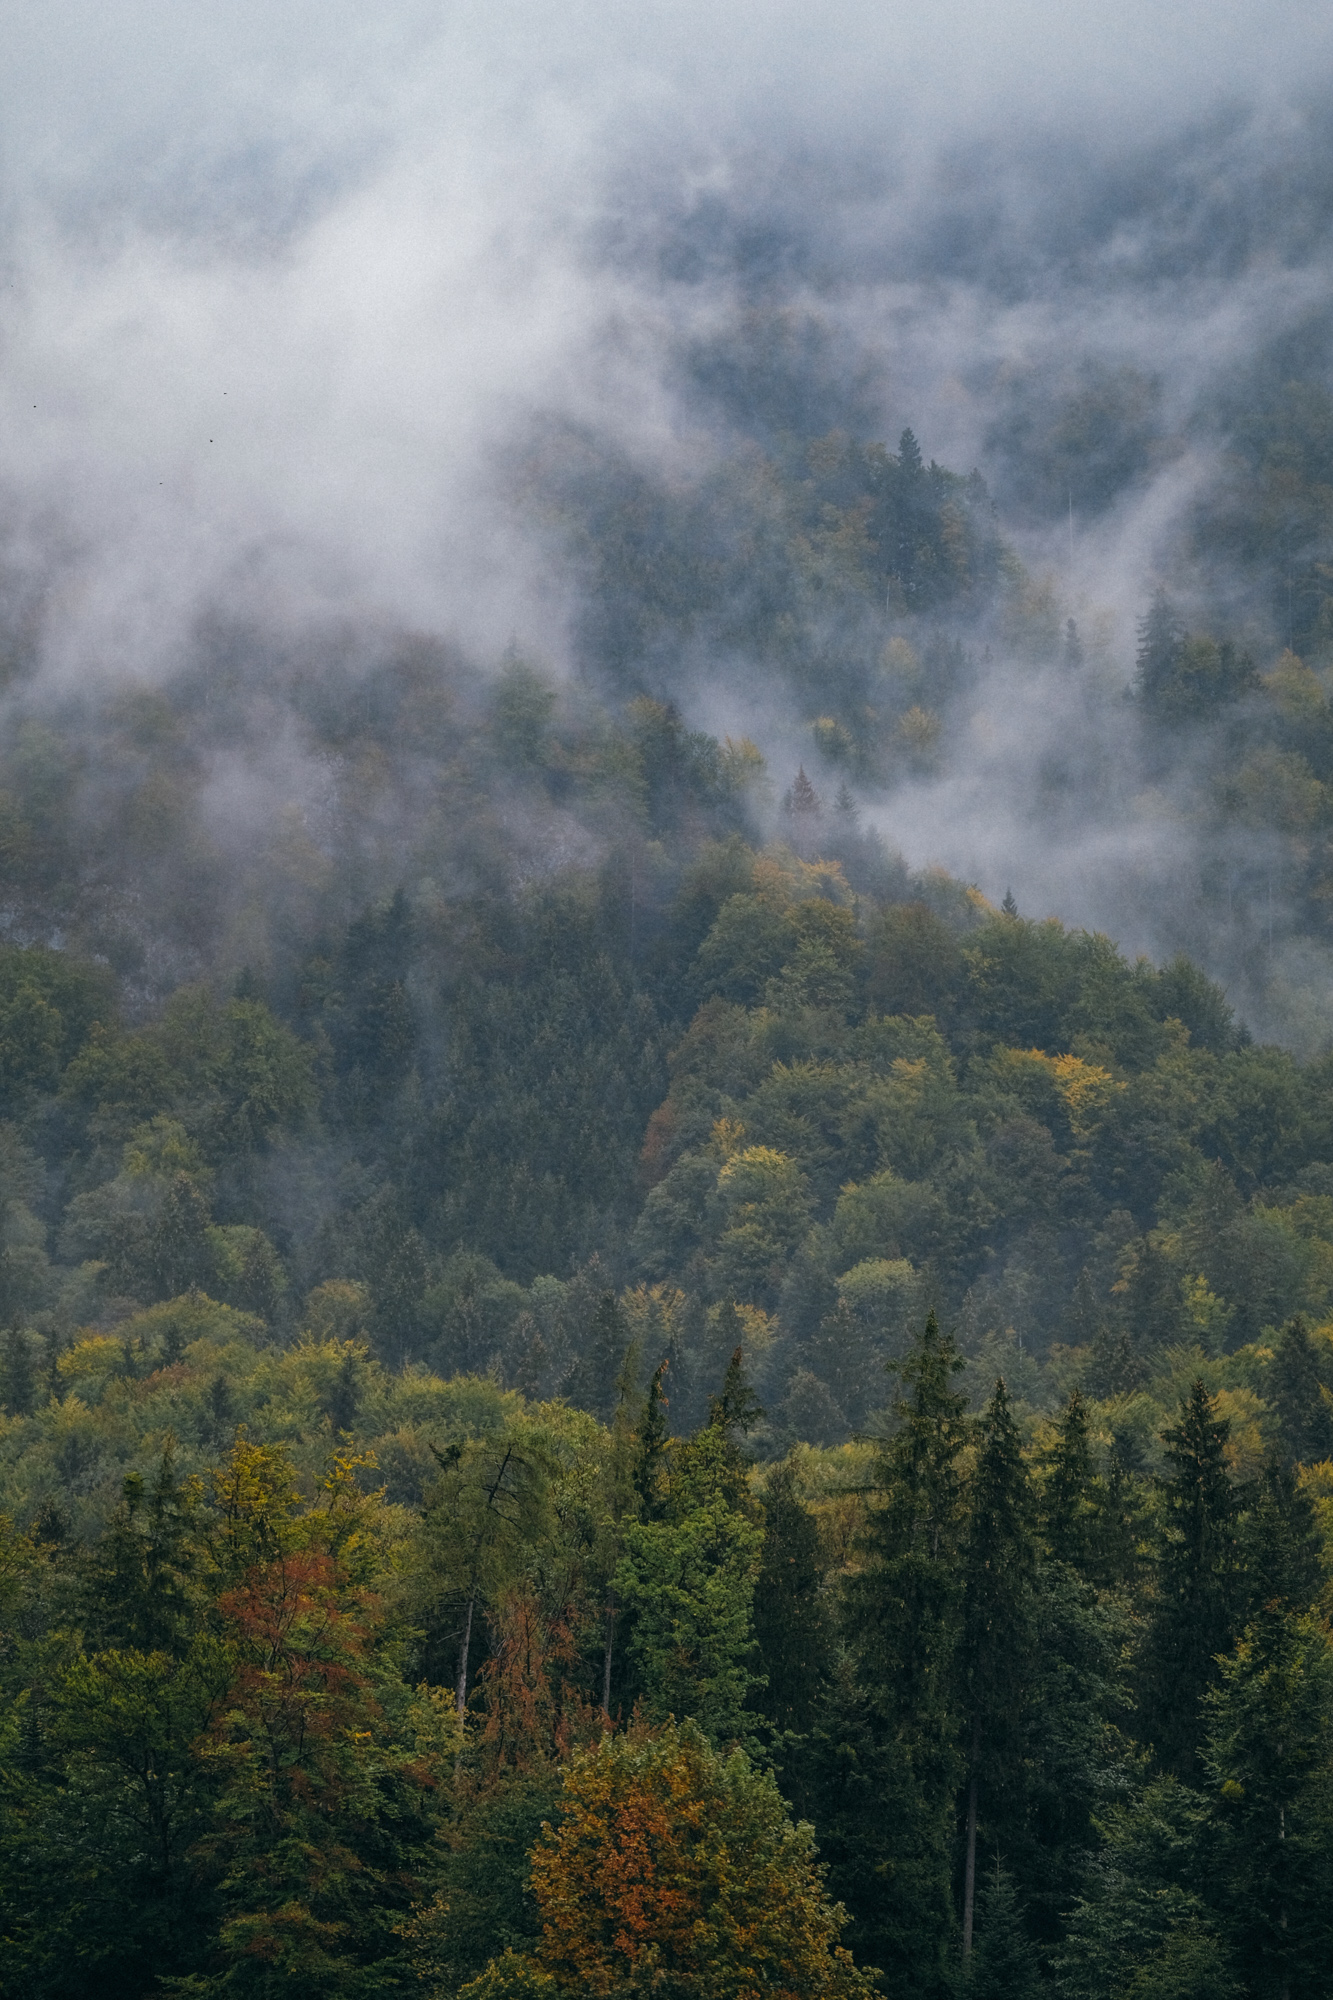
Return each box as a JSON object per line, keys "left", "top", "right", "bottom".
{"left": 459, "top": 1716, "right": 877, "bottom": 2000}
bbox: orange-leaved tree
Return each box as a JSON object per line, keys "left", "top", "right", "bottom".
{"left": 454, "top": 1716, "right": 878, "bottom": 2000}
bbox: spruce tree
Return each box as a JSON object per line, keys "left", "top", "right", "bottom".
{"left": 1203, "top": 1606, "right": 1333, "bottom": 2000}
{"left": 835, "top": 1312, "right": 972, "bottom": 1996}
{"left": 567, "top": 1292, "right": 633, "bottom": 1420}
{"left": 1140, "top": 1380, "right": 1240, "bottom": 1781}
{"left": 1236, "top": 1454, "right": 1323, "bottom": 1621}
{"left": 966, "top": 1866, "right": 1042, "bottom": 2000}
{"left": 753, "top": 1460, "right": 834, "bottom": 1743}
{"left": 1041, "top": 1388, "right": 1098, "bottom": 1575}
{"left": 634, "top": 1358, "right": 671, "bottom": 1523}
{"left": 1136, "top": 586, "right": 1183, "bottom": 706}
{"left": 958, "top": 1380, "right": 1036, "bottom": 1965}
{"left": 1268, "top": 1316, "right": 1333, "bottom": 1465}
{"left": 85, "top": 1440, "right": 204, "bottom": 1655}
{"left": 0, "top": 1326, "right": 36, "bottom": 1417}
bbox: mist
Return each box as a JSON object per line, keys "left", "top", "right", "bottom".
{"left": 5, "top": 1, "right": 1333, "bottom": 1038}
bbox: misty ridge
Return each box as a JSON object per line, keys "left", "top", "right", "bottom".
{"left": 4, "top": 40, "right": 1333, "bottom": 1045}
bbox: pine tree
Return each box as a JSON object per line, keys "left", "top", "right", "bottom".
{"left": 836, "top": 1313, "right": 972, "bottom": 1995}
{"left": 958, "top": 1380, "right": 1037, "bottom": 1965}
{"left": 615, "top": 1417, "right": 764, "bottom": 1747}
{"left": 784, "top": 767, "right": 823, "bottom": 854}
{"left": 0, "top": 1326, "right": 36, "bottom": 1416}
{"left": 899, "top": 428, "right": 925, "bottom": 478}
{"left": 567, "top": 1292, "right": 632, "bottom": 1421}
{"left": 1140, "top": 1380, "right": 1240, "bottom": 1781}
{"left": 1041, "top": 1388, "right": 1098, "bottom": 1574}
{"left": 966, "top": 1867, "right": 1042, "bottom": 2000}
{"left": 634, "top": 1359, "right": 671, "bottom": 1523}
{"left": 1236, "top": 1454, "right": 1323, "bottom": 1621}
{"left": 1268, "top": 1316, "right": 1333, "bottom": 1465}
{"left": 753, "top": 1460, "right": 834, "bottom": 1743}
{"left": 1204, "top": 1607, "right": 1333, "bottom": 2000}
{"left": 708, "top": 1343, "right": 764, "bottom": 1506}
{"left": 1136, "top": 587, "right": 1183, "bottom": 706}
{"left": 85, "top": 1440, "right": 205, "bottom": 1654}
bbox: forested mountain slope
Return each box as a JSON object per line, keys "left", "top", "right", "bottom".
{"left": 4, "top": 273, "right": 1333, "bottom": 2000}
{"left": 1, "top": 593, "right": 1333, "bottom": 1990}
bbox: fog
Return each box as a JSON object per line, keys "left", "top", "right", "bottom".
{"left": 5, "top": 1, "right": 1333, "bottom": 1038}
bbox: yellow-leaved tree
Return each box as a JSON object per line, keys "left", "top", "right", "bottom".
{"left": 448, "top": 1716, "right": 878, "bottom": 2000}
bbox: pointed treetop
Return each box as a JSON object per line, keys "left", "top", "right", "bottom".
{"left": 634, "top": 1359, "right": 671, "bottom": 1522}
{"left": 709, "top": 1345, "right": 763, "bottom": 1444}
{"left": 898, "top": 427, "right": 924, "bottom": 477}
{"left": 785, "top": 765, "right": 822, "bottom": 820}
{"left": 1001, "top": 888, "right": 1018, "bottom": 917}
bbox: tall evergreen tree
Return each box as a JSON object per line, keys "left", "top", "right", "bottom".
{"left": 752, "top": 1460, "right": 834, "bottom": 1745}
{"left": 958, "top": 1379, "right": 1037, "bottom": 1965}
{"left": 1136, "top": 587, "right": 1184, "bottom": 707}
{"left": 1041, "top": 1388, "right": 1098, "bottom": 1575}
{"left": 965, "top": 1866, "right": 1042, "bottom": 2000}
{"left": 834, "top": 1312, "right": 972, "bottom": 1997}
{"left": 1204, "top": 1606, "right": 1333, "bottom": 2000}
{"left": 1139, "top": 1380, "right": 1240, "bottom": 1781}
{"left": 1237, "top": 1453, "right": 1323, "bottom": 1622}
{"left": 0, "top": 1326, "right": 36, "bottom": 1417}
{"left": 85, "top": 1441, "right": 204, "bottom": 1655}
{"left": 566, "top": 1291, "right": 633, "bottom": 1421}
{"left": 1269, "top": 1316, "right": 1333, "bottom": 1465}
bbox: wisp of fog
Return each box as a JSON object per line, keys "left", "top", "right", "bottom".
{"left": 5, "top": 0, "right": 1333, "bottom": 1039}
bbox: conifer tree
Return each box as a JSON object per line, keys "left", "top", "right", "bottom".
{"left": 708, "top": 1343, "right": 764, "bottom": 1507}
{"left": 1269, "top": 1315, "right": 1333, "bottom": 1465}
{"left": 566, "top": 1291, "right": 632, "bottom": 1421}
{"left": 1236, "top": 1454, "right": 1323, "bottom": 1623}
{"left": 1041, "top": 1388, "right": 1098, "bottom": 1574}
{"left": 1136, "top": 586, "right": 1183, "bottom": 706}
{"left": 753, "top": 1459, "right": 833, "bottom": 1743}
{"left": 958, "top": 1379, "right": 1036, "bottom": 1965}
{"left": 1203, "top": 1607, "right": 1333, "bottom": 2000}
{"left": 86, "top": 1440, "right": 204, "bottom": 1654}
{"left": 1140, "top": 1380, "right": 1240, "bottom": 1781}
{"left": 965, "top": 1866, "right": 1042, "bottom": 2000}
{"left": 634, "top": 1358, "right": 671, "bottom": 1522}
{"left": 0, "top": 1326, "right": 36, "bottom": 1417}
{"left": 834, "top": 1312, "right": 972, "bottom": 1995}
{"left": 899, "top": 428, "right": 924, "bottom": 478}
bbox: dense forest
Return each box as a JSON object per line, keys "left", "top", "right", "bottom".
{"left": 3, "top": 441, "right": 1333, "bottom": 1990}
{"left": 7, "top": 58, "right": 1333, "bottom": 1988}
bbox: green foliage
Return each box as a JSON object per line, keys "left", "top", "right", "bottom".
{"left": 1139, "top": 1381, "right": 1242, "bottom": 1782}
{"left": 0, "top": 428, "right": 1329, "bottom": 1993}
{"left": 616, "top": 1420, "right": 764, "bottom": 1745}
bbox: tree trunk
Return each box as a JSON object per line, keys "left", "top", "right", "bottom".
{"left": 961, "top": 1769, "right": 979, "bottom": 1964}
{"left": 455, "top": 1588, "right": 476, "bottom": 1720}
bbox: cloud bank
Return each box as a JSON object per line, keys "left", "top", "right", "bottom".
{"left": 4, "top": 1, "right": 1333, "bottom": 1034}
